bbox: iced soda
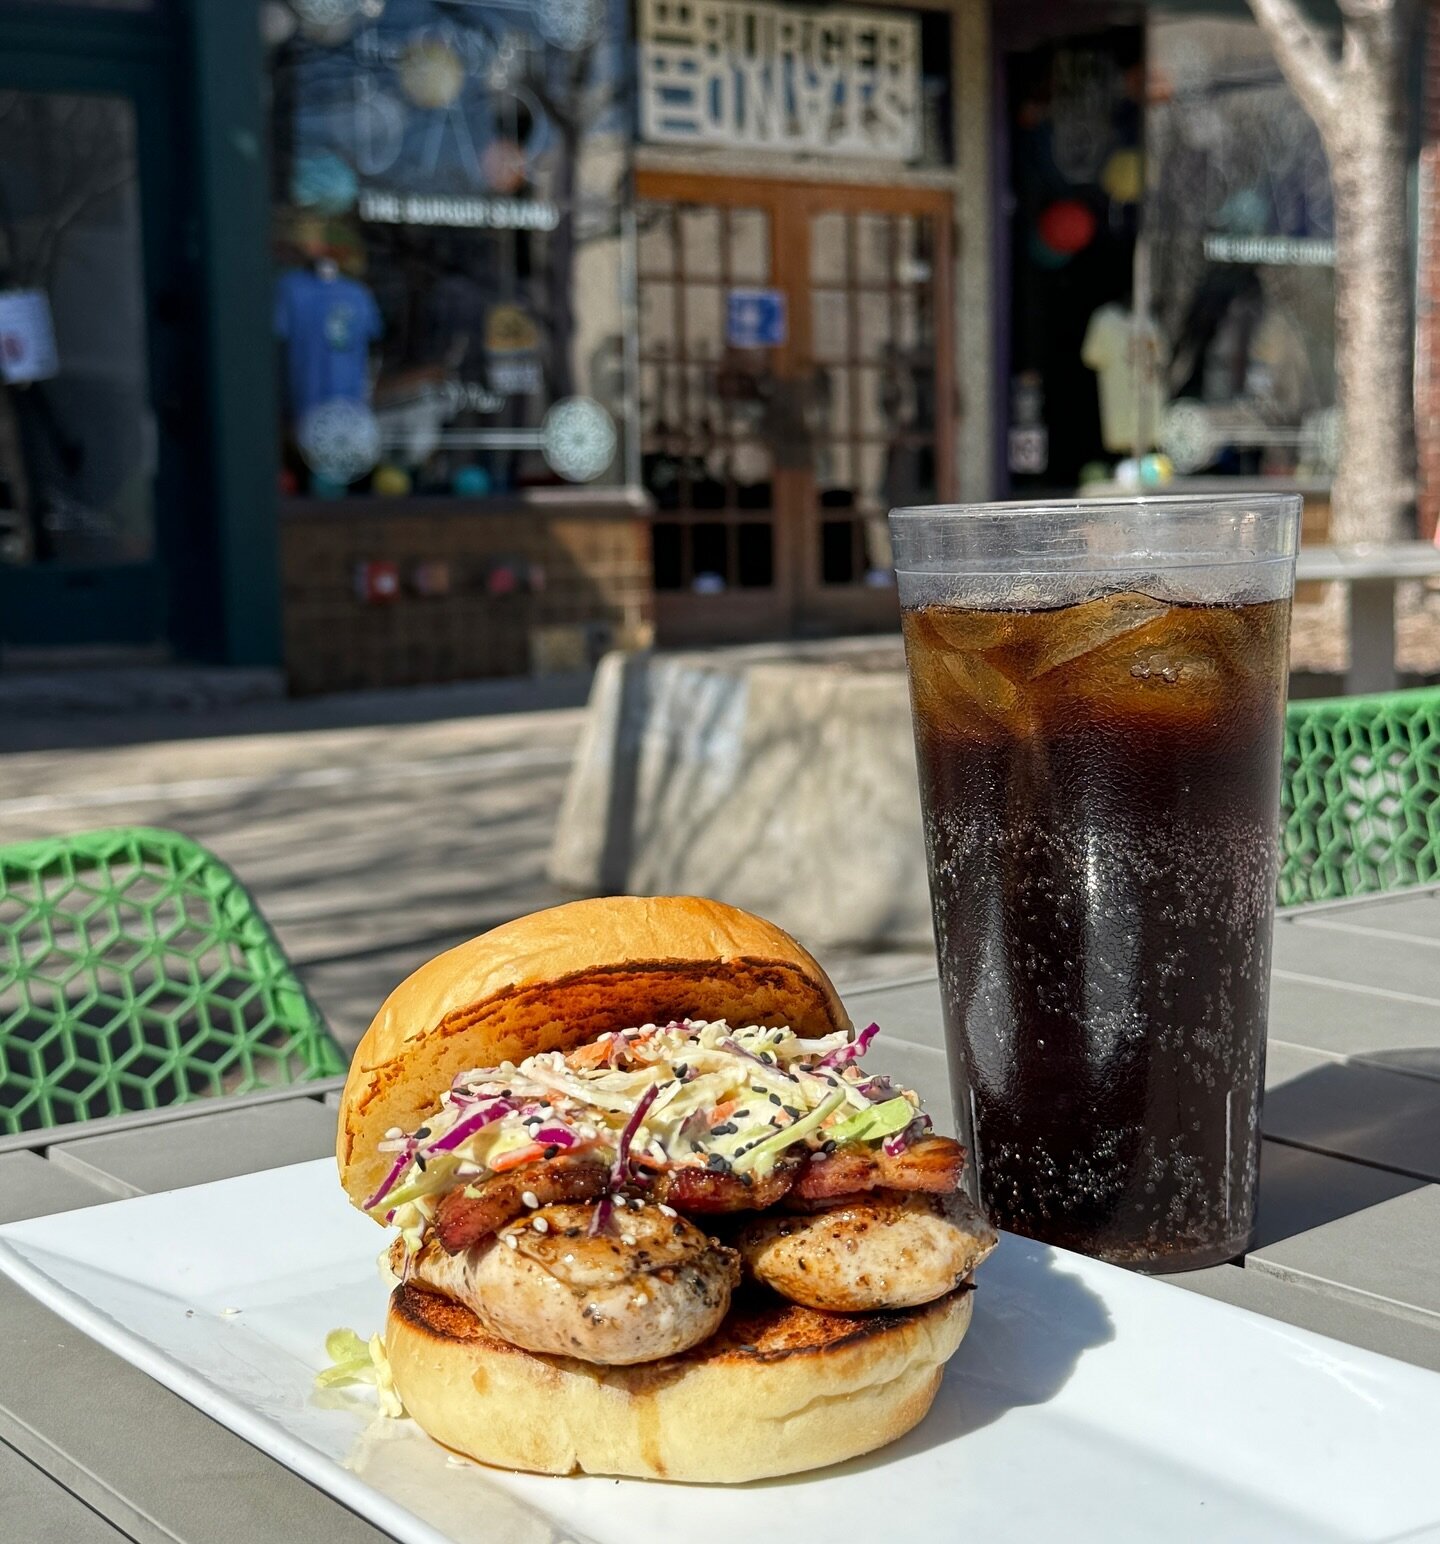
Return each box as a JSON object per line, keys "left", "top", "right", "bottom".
{"left": 901, "top": 589, "right": 1292, "bottom": 1269}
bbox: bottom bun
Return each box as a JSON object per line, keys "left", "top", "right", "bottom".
{"left": 386, "top": 1280, "right": 973, "bottom": 1482}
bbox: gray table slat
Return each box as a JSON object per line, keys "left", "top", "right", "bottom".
{"left": 46, "top": 1099, "right": 338, "bottom": 1198}
{"left": 0, "top": 1279, "right": 393, "bottom": 1544}
{"left": 0, "top": 1152, "right": 119, "bottom": 1225}
{"left": 1267, "top": 972, "right": 1440, "bottom": 1075}
{"left": 1290, "top": 892, "right": 1440, "bottom": 943}
{"left": 1170, "top": 1264, "right": 1440, "bottom": 1375}
{"left": 0, "top": 1437, "right": 136, "bottom": 1544}
{"left": 1264, "top": 1043, "right": 1440, "bottom": 1181}
{"left": 1271, "top": 919, "right": 1440, "bottom": 1003}
{"left": 1248, "top": 1183, "right": 1440, "bottom": 1319}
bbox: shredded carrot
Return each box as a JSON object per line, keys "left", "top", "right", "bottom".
{"left": 566, "top": 1040, "right": 614, "bottom": 1070}
{"left": 707, "top": 1100, "right": 740, "bottom": 1127}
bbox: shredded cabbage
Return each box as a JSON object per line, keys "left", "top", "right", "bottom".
{"left": 825, "top": 1096, "right": 919, "bottom": 1148}
{"left": 315, "top": 1328, "right": 405, "bottom": 1417}
{"left": 369, "top": 1017, "right": 930, "bottom": 1225}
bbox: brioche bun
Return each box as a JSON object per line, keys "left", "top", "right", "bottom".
{"left": 386, "top": 1281, "right": 973, "bottom": 1482}
{"left": 337, "top": 896, "right": 849, "bottom": 1210}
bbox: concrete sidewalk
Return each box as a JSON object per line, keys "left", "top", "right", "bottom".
{"left": 0, "top": 677, "right": 934, "bottom": 1050}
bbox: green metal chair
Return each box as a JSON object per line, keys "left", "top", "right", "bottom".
{"left": 1281, "top": 686, "right": 1440, "bottom": 906}
{"left": 0, "top": 827, "right": 345, "bottom": 1135}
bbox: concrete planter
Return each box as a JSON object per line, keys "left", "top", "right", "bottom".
{"left": 548, "top": 640, "right": 934, "bottom": 947}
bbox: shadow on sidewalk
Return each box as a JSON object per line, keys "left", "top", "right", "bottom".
{"left": 0, "top": 672, "right": 596, "bottom": 756}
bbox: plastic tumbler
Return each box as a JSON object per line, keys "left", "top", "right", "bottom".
{"left": 890, "top": 495, "right": 1300, "bottom": 1271}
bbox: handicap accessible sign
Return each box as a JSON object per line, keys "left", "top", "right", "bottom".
{"left": 726, "top": 288, "right": 787, "bottom": 348}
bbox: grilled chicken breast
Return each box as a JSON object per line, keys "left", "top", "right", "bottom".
{"left": 733, "top": 1188, "right": 997, "bottom": 1312}
{"left": 397, "top": 1201, "right": 740, "bottom": 1365}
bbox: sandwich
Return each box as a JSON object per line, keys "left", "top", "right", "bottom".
{"left": 336, "top": 895, "right": 996, "bottom": 1482}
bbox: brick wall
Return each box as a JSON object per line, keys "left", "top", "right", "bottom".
{"left": 1417, "top": 4, "right": 1440, "bottom": 540}
{"left": 280, "top": 494, "right": 654, "bottom": 694}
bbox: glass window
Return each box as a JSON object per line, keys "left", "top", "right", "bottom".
{"left": 0, "top": 92, "right": 154, "bottom": 567}
{"left": 1002, "top": 9, "right": 1336, "bottom": 494}
{"left": 265, "top": 0, "right": 634, "bottom": 498}
{"left": 1145, "top": 11, "right": 1337, "bottom": 480}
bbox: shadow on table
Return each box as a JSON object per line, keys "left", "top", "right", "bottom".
{"left": 1255, "top": 1050, "right": 1440, "bottom": 1249}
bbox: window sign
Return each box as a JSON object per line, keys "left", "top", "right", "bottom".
{"left": 726, "top": 288, "right": 787, "bottom": 348}
{"left": 639, "top": 0, "right": 921, "bottom": 161}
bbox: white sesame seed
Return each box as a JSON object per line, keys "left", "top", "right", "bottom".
{"left": 658, "top": 1203, "right": 677, "bottom": 1218}
{"left": 532, "top": 1216, "right": 550, "bottom": 1233}
{"left": 631, "top": 1292, "right": 649, "bottom": 1306}
{"left": 504, "top": 1233, "right": 519, "bottom": 1250}
{"left": 563, "top": 1252, "right": 575, "bottom": 1263}
{"left": 621, "top": 1235, "right": 636, "bottom": 1246}
{"left": 521, "top": 1190, "right": 540, "bottom": 1209}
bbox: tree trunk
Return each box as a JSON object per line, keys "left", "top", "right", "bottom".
{"left": 1247, "top": 0, "right": 1417, "bottom": 544}
{"left": 1327, "top": 19, "right": 1416, "bottom": 541}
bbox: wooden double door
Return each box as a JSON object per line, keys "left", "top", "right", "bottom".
{"left": 636, "top": 172, "right": 955, "bottom": 645}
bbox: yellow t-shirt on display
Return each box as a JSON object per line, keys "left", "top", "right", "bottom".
{"left": 1081, "top": 303, "right": 1166, "bottom": 454}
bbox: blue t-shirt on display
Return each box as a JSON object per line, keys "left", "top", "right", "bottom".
{"left": 274, "top": 269, "right": 383, "bottom": 421}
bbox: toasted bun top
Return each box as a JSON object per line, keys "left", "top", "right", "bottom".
{"left": 336, "top": 896, "right": 849, "bottom": 1210}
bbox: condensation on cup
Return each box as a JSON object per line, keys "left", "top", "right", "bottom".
{"left": 890, "top": 495, "right": 1300, "bottom": 1272}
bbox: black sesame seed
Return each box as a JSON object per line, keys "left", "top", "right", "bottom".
{"left": 414, "top": 1154, "right": 427, "bottom": 1172}
{"left": 710, "top": 1121, "right": 737, "bottom": 1136}
{"left": 783, "top": 1105, "right": 801, "bottom": 1119}
{"left": 706, "top": 1153, "right": 732, "bottom": 1173}
{"left": 413, "top": 1127, "right": 431, "bottom": 1140}
{"left": 544, "top": 1144, "right": 560, "bottom": 1159}
{"left": 768, "top": 1093, "right": 782, "bottom": 1106}
{"left": 822, "top": 1140, "right": 838, "bottom": 1154}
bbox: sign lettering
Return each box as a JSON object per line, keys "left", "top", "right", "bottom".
{"left": 639, "top": 0, "right": 921, "bottom": 161}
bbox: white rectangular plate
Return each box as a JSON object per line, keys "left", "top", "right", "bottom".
{"left": 3, "top": 1159, "right": 1439, "bottom": 1544}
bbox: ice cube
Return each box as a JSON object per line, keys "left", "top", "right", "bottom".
{"left": 1021, "top": 592, "right": 1170, "bottom": 680}
{"left": 915, "top": 606, "right": 1021, "bottom": 656}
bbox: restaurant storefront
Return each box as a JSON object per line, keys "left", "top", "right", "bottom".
{"left": 0, "top": 0, "right": 1405, "bottom": 688}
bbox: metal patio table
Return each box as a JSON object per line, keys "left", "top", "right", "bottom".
{"left": 3, "top": 885, "right": 1439, "bottom": 1542}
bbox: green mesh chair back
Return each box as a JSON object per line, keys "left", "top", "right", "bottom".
{"left": 0, "top": 827, "right": 345, "bottom": 1135}
{"left": 1281, "top": 687, "right": 1440, "bottom": 906}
